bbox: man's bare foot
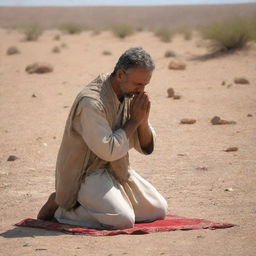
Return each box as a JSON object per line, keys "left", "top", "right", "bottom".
{"left": 37, "top": 192, "right": 58, "bottom": 220}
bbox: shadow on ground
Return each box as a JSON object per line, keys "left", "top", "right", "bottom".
{"left": 0, "top": 226, "right": 63, "bottom": 238}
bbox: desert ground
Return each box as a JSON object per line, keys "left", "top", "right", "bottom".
{"left": 0, "top": 15, "right": 256, "bottom": 256}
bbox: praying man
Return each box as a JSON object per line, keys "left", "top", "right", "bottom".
{"left": 37, "top": 47, "right": 168, "bottom": 229}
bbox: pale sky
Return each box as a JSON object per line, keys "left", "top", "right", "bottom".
{"left": 0, "top": 0, "right": 255, "bottom": 6}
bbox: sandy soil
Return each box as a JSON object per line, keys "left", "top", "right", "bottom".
{"left": 0, "top": 28, "right": 255, "bottom": 256}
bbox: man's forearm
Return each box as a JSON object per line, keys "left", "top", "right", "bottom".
{"left": 137, "top": 122, "right": 153, "bottom": 153}
{"left": 123, "top": 119, "right": 140, "bottom": 139}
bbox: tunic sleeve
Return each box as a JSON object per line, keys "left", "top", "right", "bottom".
{"left": 73, "top": 98, "right": 129, "bottom": 162}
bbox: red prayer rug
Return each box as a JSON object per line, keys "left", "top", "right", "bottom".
{"left": 15, "top": 214, "right": 236, "bottom": 236}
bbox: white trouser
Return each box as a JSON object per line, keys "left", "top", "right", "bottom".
{"left": 54, "top": 169, "right": 168, "bottom": 230}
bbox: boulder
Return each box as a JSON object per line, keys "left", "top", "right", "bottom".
{"left": 211, "top": 116, "right": 236, "bottom": 125}
{"left": 234, "top": 77, "right": 249, "bottom": 84}
{"left": 180, "top": 118, "right": 196, "bottom": 124}
{"left": 168, "top": 60, "right": 186, "bottom": 70}
{"left": 7, "top": 46, "right": 20, "bottom": 55}
{"left": 25, "top": 62, "right": 53, "bottom": 74}
{"left": 164, "top": 50, "right": 176, "bottom": 58}
{"left": 167, "top": 87, "right": 175, "bottom": 98}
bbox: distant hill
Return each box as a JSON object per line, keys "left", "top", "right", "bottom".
{"left": 0, "top": 4, "right": 256, "bottom": 29}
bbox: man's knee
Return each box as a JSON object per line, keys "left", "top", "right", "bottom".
{"left": 103, "top": 211, "right": 135, "bottom": 230}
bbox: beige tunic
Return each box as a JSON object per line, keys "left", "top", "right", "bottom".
{"left": 54, "top": 81, "right": 168, "bottom": 229}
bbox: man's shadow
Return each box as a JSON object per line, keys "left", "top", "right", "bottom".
{"left": 0, "top": 226, "right": 63, "bottom": 238}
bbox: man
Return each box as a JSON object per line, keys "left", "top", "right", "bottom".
{"left": 37, "top": 47, "right": 168, "bottom": 229}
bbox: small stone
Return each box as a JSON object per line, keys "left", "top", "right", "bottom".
{"left": 211, "top": 116, "right": 236, "bottom": 125}
{"left": 221, "top": 81, "right": 226, "bottom": 86}
{"left": 168, "top": 60, "right": 186, "bottom": 70}
{"left": 35, "top": 248, "right": 47, "bottom": 251}
{"left": 53, "top": 136, "right": 56, "bottom": 139}
{"left": 63, "top": 105, "right": 69, "bottom": 108}
{"left": 102, "top": 50, "right": 112, "bottom": 56}
{"left": 60, "top": 43, "right": 67, "bottom": 48}
{"left": 247, "top": 114, "right": 253, "bottom": 117}
{"left": 224, "top": 147, "right": 238, "bottom": 152}
{"left": 7, "top": 155, "right": 19, "bottom": 161}
{"left": 42, "top": 143, "right": 48, "bottom": 147}
{"left": 173, "top": 95, "right": 181, "bottom": 100}
{"left": 54, "top": 34, "right": 61, "bottom": 40}
{"left": 195, "top": 166, "right": 208, "bottom": 171}
{"left": 180, "top": 118, "right": 196, "bottom": 124}
{"left": 167, "top": 87, "right": 175, "bottom": 98}
{"left": 52, "top": 46, "right": 60, "bottom": 53}
{"left": 23, "top": 242, "right": 31, "bottom": 247}
{"left": 224, "top": 188, "right": 233, "bottom": 192}
{"left": 177, "top": 153, "right": 186, "bottom": 156}
{"left": 25, "top": 62, "right": 53, "bottom": 74}
{"left": 164, "top": 50, "right": 176, "bottom": 58}
{"left": 234, "top": 77, "right": 249, "bottom": 84}
{"left": 7, "top": 46, "right": 20, "bottom": 55}
{"left": 32, "top": 93, "right": 36, "bottom": 98}
{"left": 227, "top": 84, "right": 233, "bottom": 88}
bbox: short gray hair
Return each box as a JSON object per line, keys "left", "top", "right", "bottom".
{"left": 112, "top": 47, "right": 155, "bottom": 75}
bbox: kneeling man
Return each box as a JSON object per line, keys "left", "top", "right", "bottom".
{"left": 37, "top": 47, "right": 168, "bottom": 230}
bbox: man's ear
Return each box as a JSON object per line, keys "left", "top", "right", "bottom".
{"left": 116, "top": 69, "right": 125, "bottom": 82}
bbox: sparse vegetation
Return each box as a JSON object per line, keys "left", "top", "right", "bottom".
{"left": 21, "top": 24, "right": 43, "bottom": 41}
{"left": 155, "top": 27, "right": 173, "bottom": 42}
{"left": 175, "top": 26, "right": 193, "bottom": 40}
{"left": 200, "top": 19, "right": 252, "bottom": 52}
{"left": 59, "top": 22, "right": 84, "bottom": 34}
{"left": 111, "top": 24, "right": 134, "bottom": 39}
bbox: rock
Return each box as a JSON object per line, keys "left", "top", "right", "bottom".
{"left": 7, "top": 46, "right": 20, "bottom": 55}
{"left": 25, "top": 62, "right": 53, "bottom": 74}
{"left": 195, "top": 166, "right": 208, "bottom": 171}
{"left": 221, "top": 81, "right": 226, "bottom": 86}
{"left": 53, "top": 34, "right": 61, "bottom": 40}
{"left": 168, "top": 60, "right": 186, "bottom": 70}
{"left": 224, "top": 188, "right": 233, "bottom": 192}
{"left": 211, "top": 116, "right": 236, "bottom": 125}
{"left": 7, "top": 155, "right": 19, "bottom": 161}
{"left": 173, "top": 95, "right": 181, "bottom": 100}
{"left": 234, "top": 77, "right": 249, "bottom": 84}
{"left": 247, "top": 114, "right": 253, "bottom": 117}
{"left": 180, "top": 118, "right": 196, "bottom": 124}
{"left": 52, "top": 46, "right": 60, "bottom": 53}
{"left": 102, "top": 50, "right": 112, "bottom": 55}
{"left": 164, "top": 50, "right": 176, "bottom": 58}
{"left": 227, "top": 84, "right": 233, "bottom": 88}
{"left": 32, "top": 93, "right": 36, "bottom": 98}
{"left": 60, "top": 43, "right": 67, "bottom": 48}
{"left": 167, "top": 87, "right": 175, "bottom": 98}
{"left": 224, "top": 147, "right": 238, "bottom": 152}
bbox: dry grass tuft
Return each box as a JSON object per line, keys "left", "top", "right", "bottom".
{"left": 111, "top": 24, "right": 134, "bottom": 39}
{"left": 154, "top": 27, "right": 173, "bottom": 42}
{"left": 59, "top": 22, "right": 84, "bottom": 34}
{"left": 200, "top": 18, "right": 253, "bottom": 52}
{"left": 20, "top": 23, "right": 43, "bottom": 41}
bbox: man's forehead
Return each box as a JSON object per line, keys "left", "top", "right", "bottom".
{"left": 127, "top": 67, "right": 152, "bottom": 81}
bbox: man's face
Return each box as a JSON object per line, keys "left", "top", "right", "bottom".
{"left": 118, "top": 67, "right": 152, "bottom": 98}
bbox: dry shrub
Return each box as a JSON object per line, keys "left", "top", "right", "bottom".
{"left": 60, "top": 23, "right": 84, "bottom": 34}
{"left": 21, "top": 24, "right": 43, "bottom": 41}
{"left": 111, "top": 24, "right": 134, "bottom": 39}
{"left": 200, "top": 19, "right": 252, "bottom": 52}
{"left": 155, "top": 27, "right": 173, "bottom": 42}
{"left": 175, "top": 26, "right": 193, "bottom": 40}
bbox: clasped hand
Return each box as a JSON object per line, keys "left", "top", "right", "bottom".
{"left": 130, "top": 92, "right": 150, "bottom": 125}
